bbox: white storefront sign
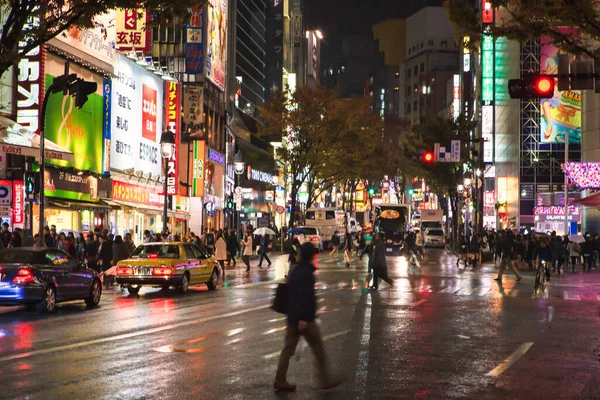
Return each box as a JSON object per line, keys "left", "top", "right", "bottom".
{"left": 110, "top": 53, "right": 163, "bottom": 175}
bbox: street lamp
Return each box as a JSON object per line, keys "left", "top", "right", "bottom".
{"left": 160, "top": 130, "right": 175, "bottom": 235}
{"left": 234, "top": 151, "right": 244, "bottom": 240}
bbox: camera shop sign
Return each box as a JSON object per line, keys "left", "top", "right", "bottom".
{"left": 246, "top": 165, "right": 272, "bottom": 184}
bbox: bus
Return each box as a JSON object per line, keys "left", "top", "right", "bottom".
{"left": 305, "top": 207, "right": 346, "bottom": 247}
{"left": 373, "top": 204, "right": 410, "bottom": 253}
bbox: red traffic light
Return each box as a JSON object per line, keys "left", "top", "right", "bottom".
{"left": 423, "top": 152, "right": 434, "bottom": 162}
{"left": 535, "top": 76, "right": 554, "bottom": 96}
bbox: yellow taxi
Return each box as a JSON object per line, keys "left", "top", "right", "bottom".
{"left": 115, "top": 242, "right": 220, "bottom": 295}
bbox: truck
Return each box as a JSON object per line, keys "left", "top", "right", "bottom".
{"left": 305, "top": 207, "right": 346, "bottom": 247}
{"left": 419, "top": 209, "right": 444, "bottom": 232}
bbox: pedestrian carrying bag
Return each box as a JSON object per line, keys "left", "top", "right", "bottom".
{"left": 271, "top": 282, "right": 288, "bottom": 314}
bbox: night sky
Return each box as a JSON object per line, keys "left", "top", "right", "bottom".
{"left": 306, "top": 0, "right": 445, "bottom": 39}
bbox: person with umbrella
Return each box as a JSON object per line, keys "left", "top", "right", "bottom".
{"left": 258, "top": 234, "right": 272, "bottom": 268}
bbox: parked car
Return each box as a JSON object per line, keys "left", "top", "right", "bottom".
{"left": 0, "top": 248, "right": 102, "bottom": 313}
{"left": 289, "top": 227, "right": 324, "bottom": 252}
{"left": 115, "top": 242, "right": 220, "bottom": 295}
{"left": 423, "top": 228, "right": 445, "bottom": 248}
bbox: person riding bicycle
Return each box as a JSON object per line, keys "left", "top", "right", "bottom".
{"left": 537, "top": 237, "right": 552, "bottom": 281}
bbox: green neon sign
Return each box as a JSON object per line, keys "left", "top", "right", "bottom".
{"left": 482, "top": 34, "right": 493, "bottom": 102}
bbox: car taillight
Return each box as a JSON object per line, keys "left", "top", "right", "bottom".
{"left": 152, "top": 266, "right": 173, "bottom": 276}
{"left": 310, "top": 237, "right": 319, "bottom": 242}
{"left": 13, "top": 268, "right": 34, "bottom": 284}
{"left": 116, "top": 267, "right": 134, "bottom": 276}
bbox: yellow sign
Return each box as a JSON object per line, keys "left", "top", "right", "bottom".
{"left": 380, "top": 210, "right": 400, "bottom": 219}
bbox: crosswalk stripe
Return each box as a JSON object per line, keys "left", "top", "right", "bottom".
{"left": 578, "top": 292, "right": 598, "bottom": 301}
{"left": 564, "top": 291, "right": 581, "bottom": 300}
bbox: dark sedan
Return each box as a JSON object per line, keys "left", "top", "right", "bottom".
{"left": 0, "top": 248, "right": 102, "bottom": 313}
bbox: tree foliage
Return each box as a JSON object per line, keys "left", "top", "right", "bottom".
{"left": 445, "top": 0, "right": 600, "bottom": 59}
{"left": 0, "top": 0, "right": 205, "bottom": 76}
{"left": 259, "top": 86, "right": 381, "bottom": 226}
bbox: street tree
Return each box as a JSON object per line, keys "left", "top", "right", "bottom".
{"left": 400, "top": 115, "right": 475, "bottom": 247}
{"left": 0, "top": 0, "right": 205, "bottom": 76}
{"left": 445, "top": 0, "right": 600, "bottom": 58}
{"left": 260, "top": 86, "right": 381, "bottom": 227}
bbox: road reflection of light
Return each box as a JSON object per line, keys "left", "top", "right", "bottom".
{"left": 355, "top": 294, "right": 372, "bottom": 395}
{"left": 0, "top": 328, "right": 8, "bottom": 338}
{"left": 16, "top": 363, "right": 31, "bottom": 371}
{"left": 264, "top": 326, "right": 286, "bottom": 335}
{"left": 113, "top": 297, "right": 139, "bottom": 332}
{"left": 226, "top": 338, "right": 241, "bottom": 345}
{"left": 149, "top": 299, "right": 178, "bottom": 326}
{"left": 14, "top": 323, "right": 33, "bottom": 351}
{"left": 268, "top": 317, "right": 286, "bottom": 323}
{"left": 226, "top": 328, "right": 244, "bottom": 336}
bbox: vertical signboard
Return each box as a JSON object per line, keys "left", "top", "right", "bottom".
{"left": 17, "top": 18, "right": 44, "bottom": 134}
{"left": 481, "top": 33, "right": 493, "bottom": 103}
{"left": 183, "top": 86, "right": 204, "bottom": 133}
{"left": 13, "top": 181, "right": 23, "bottom": 226}
{"left": 482, "top": 0, "right": 493, "bottom": 23}
{"left": 115, "top": 9, "right": 151, "bottom": 52}
{"left": 482, "top": 105, "right": 493, "bottom": 162}
{"left": 191, "top": 140, "right": 205, "bottom": 197}
{"left": 103, "top": 77, "right": 112, "bottom": 174}
{"left": 265, "top": 0, "right": 284, "bottom": 97}
{"left": 165, "top": 81, "right": 181, "bottom": 195}
{"left": 205, "top": 0, "right": 227, "bottom": 91}
{"left": 186, "top": 8, "right": 204, "bottom": 74}
{"left": 452, "top": 74, "right": 460, "bottom": 120}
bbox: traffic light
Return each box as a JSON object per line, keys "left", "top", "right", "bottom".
{"left": 24, "top": 171, "right": 39, "bottom": 195}
{"left": 423, "top": 151, "right": 434, "bottom": 163}
{"left": 368, "top": 187, "right": 376, "bottom": 196}
{"left": 69, "top": 78, "right": 98, "bottom": 109}
{"left": 408, "top": 187, "right": 414, "bottom": 196}
{"left": 226, "top": 194, "right": 233, "bottom": 209}
{"left": 508, "top": 74, "right": 554, "bottom": 99}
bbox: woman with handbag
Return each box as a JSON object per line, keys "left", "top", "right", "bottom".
{"left": 241, "top": 230, "right": 253, "bottom": 272}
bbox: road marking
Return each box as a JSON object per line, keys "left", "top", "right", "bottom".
{"left": 0, "top": 304, "right": 271, "bottom": 363}
{"left": 548, "top": 306, "right": 554, "bottom": 322}
{"left": 564, "top": 291, "right": 581, "bottom": 301}
{"left": 262, "top": 329, "right": 352, "bottom": 359}
{"left": 486, "top": 342, "right": 533, "bottom": 377}
{"left": 579, "top": 292, "right": 598, "bottom": 302}
{"left": 477, "top": 287, "right": 492, "bottom": 296}
{"left": 456, "top": 335, "right": 471, "bottom": 339}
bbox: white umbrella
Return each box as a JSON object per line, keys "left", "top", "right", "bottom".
{"left": 569, "top": 234, "right": 585, "bottom": 244}
{"left": 254, "top": 227, "right": 276, "bottom": 236}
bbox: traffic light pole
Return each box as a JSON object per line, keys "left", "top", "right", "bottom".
{"left": 37, "top": 88, "right": 53, "bottom": 239}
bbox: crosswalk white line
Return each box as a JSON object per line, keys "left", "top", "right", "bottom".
{"left": 564, "top": 291, "right": 581, "bottom": 300}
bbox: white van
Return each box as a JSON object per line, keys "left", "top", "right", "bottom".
{"left": 305, "top": 208, "right": 346, "bottom": 246}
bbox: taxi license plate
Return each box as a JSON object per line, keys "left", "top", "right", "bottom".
{"left": 136, "top": 267, "right": 151, "bottom": 275}
{"left": 386, "top": 248, "right": 393, "bottom": 252}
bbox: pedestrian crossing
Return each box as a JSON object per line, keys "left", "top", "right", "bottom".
{"left": 378, "top": 282, "right": 600, "bottom": 302}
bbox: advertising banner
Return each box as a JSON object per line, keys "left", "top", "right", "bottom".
{"left": 185, "top": 8, "right": 203, "bottom": 74}
{"left": 540, "top": 30, "right": 582, "bottom": 144}
{"left": 0, "top": 180, "right": 12, "bottom": 209}
{"left": 53, "top": 12, "right": 116, "bottom": 69}
{"left": 191, "top": 140, "right": 205, "bottom": 197}
{"left": 110, "top": 53, "right": 163, "bottom": 175}
{"left": 205, "top": 0, "right": 227, "bottom": 91}
{"left": 112, "top": 180, "right": 164, "bottom": 207}
{"left": 165, "top": 81, "right": 181, "bottom": 196}
{"left": 115, "top": 8, "right": 151, "bottom": 52}
{"left": 44, "top": 54, "right": 104, "bottom": 173}
{"left": 13, "top": 180, "right": 23, "bottom": 226}
{"left": 43, "top": 169, "right": 97, "bottom": 201}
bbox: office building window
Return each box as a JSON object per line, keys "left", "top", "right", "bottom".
{"left": 420, "top": 63, "right": 424, "bottom": 73}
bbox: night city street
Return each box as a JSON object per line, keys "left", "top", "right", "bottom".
{"left": 0, "top": 250, "right": 599, "bottom": 400}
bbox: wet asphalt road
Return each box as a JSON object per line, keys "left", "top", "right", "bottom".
{"left": 0, "top": 249, "right": 599, "bottom": 400}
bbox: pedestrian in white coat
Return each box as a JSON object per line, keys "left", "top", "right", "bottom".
{"left": 214, "top": 230, "right": 227, "bottom": 275}
{"left": 241, "top": 230, "right": 253, "bottom": 272}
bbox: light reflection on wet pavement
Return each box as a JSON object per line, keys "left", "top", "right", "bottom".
{"left": 0, "top": 249, "right": 598, "bottom": 399}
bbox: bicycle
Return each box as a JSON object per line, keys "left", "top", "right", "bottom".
{"left": 533, "top": 260, "right": 549, "bottom": 296}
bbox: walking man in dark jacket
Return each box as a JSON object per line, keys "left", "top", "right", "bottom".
{"left": 274, "top": 243, "right": 339, "bottom": 392}
{"left": 226, "top": 229, "right": 240, "bottom": 266}
{"left": 258, "top": 235, "right": 272, "bottom": 267}
{"left": 369, "top": 232, "right": 394, "bottom": 290}
{"left": 494, "top": 230, "right": 522, "bottom": 282}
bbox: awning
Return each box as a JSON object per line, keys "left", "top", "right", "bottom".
{"left": 112, "top": 200, "right": 163, "bottom": 215}
{"left": 572, "top": 192, "right": 600, "bottom": 207}
{"left": 48, "top": 199, "right": 113, "bottom": 212}
{"left": 0, "top": 116, "right": 74, "bottom": 162}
